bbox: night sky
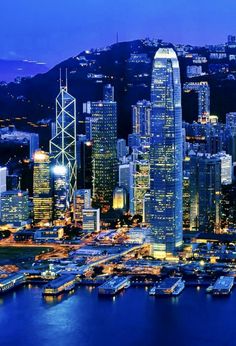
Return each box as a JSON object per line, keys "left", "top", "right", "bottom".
{"left": 1, "top": 0, "right": 236, "bottom": 66}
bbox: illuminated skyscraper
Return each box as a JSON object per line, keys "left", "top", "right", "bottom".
{"left": 91, "top": 85, "right": 118, "bottom": 205}
{"left": 149, "top": 48, "right": 183, "bottom": 258}
{"left": 0, "top": 190, "right": 29, "bottom": 226}
{"left": 130, "top": 150, "right": 150, "bottom": 217}
{"left": 50, "top": 78, "right": 77, "bottom": 202}
{"left": 132, "top": 100, "right": 151, "bottom": 142}
{"left": 52, "top": 165, "right": 69, "bottom": 221}
{"left": 33, "top": 150, "right": 53, "bottom": 225}
{"left": 198, "top": 155, "right": 221, "bottom": 233}
{"left": 74, "top": 189, "right": 91, "bottom": 227}
{"left": 183, "top": 82, "right": 210, "bottom": 123}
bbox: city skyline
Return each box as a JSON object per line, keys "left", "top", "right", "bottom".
{"left": 1, "top": 4, "right": 236, "bottom": 344}
{"left": 1, "top": 0, "right": 236, "bottom": 65}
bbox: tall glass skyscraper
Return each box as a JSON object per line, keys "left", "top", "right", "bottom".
{"left": 33, "top": 150, "right": 53, "bottom": 226}
{"left": 91, "top": 85, "right": 118, "bottom": 205}
{"left": 149, "top": 48, "right": 183, "bottom": 258}
{"left": 50, "top": 81, "right": 77, "bottom": 202}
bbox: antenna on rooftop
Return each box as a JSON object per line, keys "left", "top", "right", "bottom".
{"left": 65, "top": 68, "right": 68, "bottom": 90}
{"left": 59, "top": 68, "right": 62, "bottom": 89}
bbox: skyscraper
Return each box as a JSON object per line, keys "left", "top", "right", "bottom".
{"left": 183, "top": 82, "right": 210, "bottom": 123}
{"left": 74, "top": 189, "right": 91, "bottom": 227}
{"left": 0, "top": 190, "right": 29, "bottom": 226}
{"left": 198, "top": 155, "right": 221, "bottom": 233}
{"left": 91, "top": 85, "right": 118, "bottom": 205}
{"left": 52, "top": 165, "right": 69, "bottom": 221}
{"left": 149, "top": 48, "right": 183, "bottom": 258}
{"left": 132, "top": 100, "right": 151, "bottom": 142}
{"left": 50, "top": 78, "right": 77, "bottom": 202}
{"left": 33, "top": 150, "right": 53, "bottom": 226}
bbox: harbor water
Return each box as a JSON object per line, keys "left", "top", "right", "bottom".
{"left": 0, "top": 285, "right": 235, "bottom": 346}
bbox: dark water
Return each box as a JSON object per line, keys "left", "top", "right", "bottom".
{"left": 0, "top": 286, "right": 235, "bottom": 346}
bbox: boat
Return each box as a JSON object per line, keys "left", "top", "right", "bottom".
{"left": 149, "top": 277, "right": 185, "bottom": 296}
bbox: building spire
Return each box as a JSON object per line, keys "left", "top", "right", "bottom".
{"left": 59, "top": 68, "right": 62, "bottom": 89}
{"left": 65, "top": 68, "right": 68, "bottom": 90}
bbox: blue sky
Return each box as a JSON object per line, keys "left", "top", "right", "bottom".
{"left": 0, "top": 0, "right": 236, "bottom": 66}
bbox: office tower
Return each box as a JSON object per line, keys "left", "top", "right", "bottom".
{"left": 128, "top": 133, "right": 141, "bottom": 149}
{"left": 183, "top": 154, "right": 199, "bottom": 231}
{"left": 33, "top": 150, "right": 52, "bottom": 226}
{"left": 29, "top": 133, "right": 40, "bottom": 159}
{"left": 221, "top": 184, "right": 236, "bottom": 230}
{"left": 50, "top": 79, "right": 77, "bottom": 202}
{"left": 183, "top": 82, "right": 210, "bottom": 123}
{"left": 0, "top": 167, "right": 7, "bottom": 219}
{"left": 206, "top": 134, "right": 222, "bottom": 154}
{"left": 130, "top": 151, "right": 150, "bottom": 217}
{"left": 0, "top": 190, "right": 29, "bottom": 226}
{"left": 143, "top": 192, "right": 151, "bottom": 224}
{"left": 85, "top": 116, "right": 94, "bottom": 141}
{"left": 82, "top": 208, "right": 100, "bottom": 232}
{"left": 149, "top": 48, "right": 183, "bottom": 257}
{"left": 103, "top": 84, "right": 114, "bottom": 102}
{"left": 74, "top": 189, "right": 91, "bottom": 227}
{"left": 117, "top": 139, "right": 127, "bottom": 160}
{"left": 214, "top": 152, "right": 232, "bottom": 185}
{"left": 226, "top": 112, "right": 236, "bottom": 128}
{"left": 0, "top": 167, "right": 7, "bottom": 193}
{"left": 91, "top": 85, "right": 118, "bottom": 206}
{"left": 113, "top": 186, "right": 127, "bottom": 211}
{"left": 51, "top": 122, "right": 56, "bottom": 139}
{"left": 52, "top": 165, "right": 69, "bottom": 221}
{"left": 77, "top": 135, "right": 93, "bottom": 189}
{"left": 132, "top": 100, "right": 152, "bottom": 142}
{"left": 198, "top": 155, "right": 221, "bottom": 233}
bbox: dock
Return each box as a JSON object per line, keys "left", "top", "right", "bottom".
{"left": 150, "top": 277, "right": 185, "bottom": 296}
{"left": 212, "top": 276, "right": 234, "bottom": 295}
{"left": 98, "top": 276, "right": 130, "bottom": 296}
{"left": 42, "top": 274, "right": 76, "bottom": 296}
{"left": 0, "top": 272, "right": 25, "bottom": 293}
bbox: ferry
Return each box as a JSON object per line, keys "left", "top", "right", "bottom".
{"left": 42, "top": 275, "right": 76, "bottom": 296}
{"left": 212, "top": 276, "right": 234, "bottom": 296}
{"left": 149, "top": 278, "right": 185, "bottom": 297}
{"left": 98, "top": 276, "right": 130, "bottom": 296}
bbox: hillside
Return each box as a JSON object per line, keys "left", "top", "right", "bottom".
{"left": 0, "top": 39, "right": 236, "bottom": 140}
